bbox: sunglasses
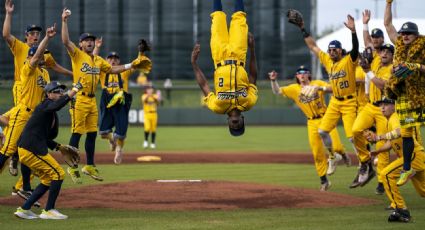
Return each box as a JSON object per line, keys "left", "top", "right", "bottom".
{"left": 400, "top": 32, "right": 414, "bottom": 36}
{"left": 50, "top": 89, "right": 64, "bottom": 94}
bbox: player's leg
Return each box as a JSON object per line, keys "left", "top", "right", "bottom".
{"left": 410, "top": 151, "right": 425, "bottom": 197}
{"left": 308, "top": 120, "right": 330, "bottom": 191}
{"left": 397, "top": 127, "right": 415, "bottom": 186}
{"left": 374, "top": 110, "right": 391, "bottom": 195}
{"left": 329, "top": 128, "right": 351, "bottom": 166}
{"left": 113, "top": 105, "right": 128, "bottom": 164}
{"left": 99, "top": 92, "right": 116, "bottom": 151}
{"left": 68, "top": 104, "right": 85, "bottom": 184}
{"left": 150, "top": 113, "right": 158, "bottom": 149}
{"left": 210, "top": 0, "right": 229, "bottom": 65}
{"left": 380, "top": 158, "right": 407, "bottom": 210}
{"left": 229, "top": 0, "right": 248, "bottom": 64}
{"left": 144, "top": 114, "right": 152, "bottom": 148}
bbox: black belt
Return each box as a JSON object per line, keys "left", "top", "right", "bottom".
{"left": 334, "top": 95, "right": 354, "bottom": 101}
{"left": 308, "top": 114, "right": 324, "bottom": 120}
{"left": 215, "top": 60, "right": 244, "bottom": 69}
{"left": 80, "top": 92, "right": 95, "bottom": 98}
{"left": 146, "top": 111, "right": 156, "bottom": 113}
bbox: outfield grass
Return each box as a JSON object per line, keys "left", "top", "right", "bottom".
{"left": 1, "top": 126, "right": 424, "bottom": 229}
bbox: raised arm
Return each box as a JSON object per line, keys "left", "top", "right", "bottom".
{"left": 268, "top": 71, "right": 281, "bottom": 95}
{"left": 191, "top": 43, "right": 211, "bottom": 96}
{"left": 248, "top": 33, "right": 257, "bottom": 85}
{"left": 286, "top": 9, "right": 321, "bottom": 56}
{"left": 384, "top": 1, "right": 398, "bottom": 44}
{"left": 344, "top": 15, "right": 359, "bottom": 61}
{"left": 61, "top": 8, "right": 77, "bottom": 55}
{"left": 2, "top": 0, "right": 16, "bottom": 46}
{"left": 93, "top": 36, "right": 103, "bottom": 56}
{"left": 362, "top": 10, "right": 373, "bottom": 48}
{"left": 30, "top": 24, "right": 56, "bottom": 67}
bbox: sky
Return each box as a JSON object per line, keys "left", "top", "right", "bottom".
{"left": 317, "top": 0, "right": 425, "bottom": 34}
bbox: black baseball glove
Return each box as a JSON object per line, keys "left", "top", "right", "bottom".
{"left": 359, "top": 47, "right": 373, "bottom": 70}
{"left": 287, "top": 9, "right": 304, "bottom": 28}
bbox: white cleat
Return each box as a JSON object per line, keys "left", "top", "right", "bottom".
{"left": 143, "top": 141, "right": 149, "bottom": 149}
{"left": 150, "top": 143, "right": 156, "bottom": 149}
{"left": 327, "top": 153, "right": 342, "bottom": 175}
{"left": 14, "top": 207, "right": 39, "bottom": 219}
{"left": 39, "top": 209, "right": 68, "bottom": 220}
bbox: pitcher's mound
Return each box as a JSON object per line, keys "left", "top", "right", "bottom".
{"left": 0, "top": 181, "right": 378, "bottom": 210}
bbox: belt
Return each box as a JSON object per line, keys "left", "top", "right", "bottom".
{"left": 334, "top": 95, "right": 354, "bottom": 101}
{"left": 215, "top": 60, "right": 244, "bottom": 69}
{"left": 308, "top": 114, "right": 324, "bottom": 120}
{"left": 80, "top": 92, "right": 95, "bottom": 98}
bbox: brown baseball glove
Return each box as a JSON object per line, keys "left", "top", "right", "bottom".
{"left": 287, "top": 9, "right": 304, "bottom": 28}
{"left": 58, "top": 144, "right": 80, "bottom": 167}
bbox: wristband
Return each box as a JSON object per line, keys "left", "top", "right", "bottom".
{"left": 124, "top": 63, "right": 132, "bottom": 70}
{"left": 301, "top": 28, "right": 310, "bottom": 38}
{"left": 366, "top": 71, "right": 375, "bottom": 80}
{"left": 55, "top": 144, "right": 61, "bottom": 151}
{"left": 72, "top": 87, "right": 79, "bottom": 92}
{"left": 363, "top": 24, "right": 369, "bottom": 31}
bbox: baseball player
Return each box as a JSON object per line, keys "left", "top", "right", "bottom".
{"left": 288, "top": 11, "right": 366, "bottom": 184}
{"left": 135, "top": 39, "right": 153, "bottom": 86}
{"left": 191, "top": 0, "right": 257, "bottom": 136}
{"left": 0, "top": 25, "right": 56, "bottom": 206}
{"left": 14, "top": 81, "right": 81, "bottom": 220}
{"left": 142, "top": 84, "right": 161, "bottom": 149}
{"left": 2, "top": 0, "right": 72, "bottom": 177}
{"left": 269, "top": 66, "right": 350, "bottom": 191}
{"left": 384, "top": 0, "right": 425, "bottom": 186}
{"left": 364, "top": 97, "right": 425, "bottom": 223}
{"left": 61, "top": 8, "right": 141, "bottom": 182}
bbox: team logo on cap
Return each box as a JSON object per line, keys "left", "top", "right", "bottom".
{"left": 403, "top": 24, "right": 409, "bottom": 29}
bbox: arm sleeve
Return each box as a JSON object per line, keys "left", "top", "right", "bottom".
{"left": 44, "top": 95, "right": 71, "bottom": 112}
{"left": 47, "top": 140, "right": 59, "bottom": 151}
{"left": 350, "top": 32, "right": 359, "bottom": 61}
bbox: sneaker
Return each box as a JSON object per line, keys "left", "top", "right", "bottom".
{"left": 14, "top": 207, "right": 39, "bottom": 219}
{"left": 109, "top": 138, "right": 117, "bottom": 151}
{"left": 12, "top": 186, "right": 19, "bottom": 196}
{"left": 82, "top": 165, "right": 103, "bottom": 181}
{"left": 326, "top": 153, "right": 342, "bottom": 175}
{"left": 39, "top": 209, "right": 68, "bottom": 220}
{"left": 143, "top": 141, "right": 149, "bottom": 149}
{"left": 341, "top": 153, "right": 352, "bottom": 167}
{"left": 349, "top": 174, "right": 362, "bottom": 189}
{"left": 397, "top": 169, "right": 416, "bottom": 187}
{"left": 320, "top": 180, "right": 331, "bottom": 192}
{"left": 114, "top": 146, "right": 123, "bottom": 165}
{"left": 16, "top": 190, "right": 41, "bottom": 208}
{"left": 358, "top": 160, "right": 375, "bottom": 185}
{"left": 9, "top": 156, "right": 19, "bottom": 176}
{"left": 150, "top": 143, "right": 156, "bottom": 149}
{"left": 388, "top": 208, "right": 411, "bottom": 223}
{"left": 375, "top": 183, "right": 385, "bottom": 195}
{"left": 67, "top": 167, "right": 82, "bottom": 184}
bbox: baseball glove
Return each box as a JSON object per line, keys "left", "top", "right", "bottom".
{"left": 58, "top": 144, "right": 80, "bottom": 167}
{"left": 287, "top": 9, "right": 304, "bottom": 28}
{"left": 359, "top": 47, "right": 374, "bottom": 70}
{"left": 393, "top": 63, "right": 415, "bottom": 80}
{"left": 363, "top": 130, "right": 378, "bottom": 143}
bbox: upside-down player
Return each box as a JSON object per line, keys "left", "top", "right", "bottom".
{"left": 192, "top": 0, "right": 257, "bottom": 136}
{"left": 269, "top": 67, "right": 351, "bottom": 191}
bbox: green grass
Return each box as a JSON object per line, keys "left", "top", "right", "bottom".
{"left": 1, "top": 126, "right": 425, "bottom": 229}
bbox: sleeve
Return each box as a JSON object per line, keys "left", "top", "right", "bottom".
{"left": 21, "top": 62, "right": 35, "bottom": 80}
{"left": 318, "top": 51, "right": 332, "bottom": 73}
{"left": 280, "top": 86, "right": 289, "bottom": 97}
{"left": 47, "top": 139, "right": 59, "bottom": 151}
{"left": 9, "top": 37, "right": 24, "bottom": 54}
{"left": 44, "top": 51, "right": 57, "bottom": 68}
{"left": 44, "top": 95, "right": 71, "bottom": 112}
{"left": 349, "top": 32, "right": 359, "bottom": 62}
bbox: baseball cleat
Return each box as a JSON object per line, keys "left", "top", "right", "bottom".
{"left": 388, "top": 208, "right": 411, "bottom": 223}
{"left": 349, "top": 174, "right": 362, "bottom": 189}
{"left": 12, "top": 186, "right": 19, "bottom": 196}
{"left": 39, "top": 209, "right": 68, "bottom": 220}
{"left": 358, "top": 160, "right": 375, "bottom": 185}
{"left": 150, "top": 143, "right": 156, "bottom": 149}
{"left": 341, "top": 153, "right": 352, "bottom": 167}
{"left": 9, "top": 156, "right": 19, "bottom": 176}
{"left": 319, "top": 180, "right": 331, "bottom": 192}
{"left": 17, "top": 190, "right": 41, "bottom": 208}
{"left": 67, "top": 167, "right": 82, "bottom": 184}
{"left": 143, "top": 141, "right": 149, "bottom": 149}
{"left": 375, "top": 183, "right": 385, "bottom": 195}
{"left": 114, "top": 146, "right": 123, "bottom": 165}
{"left": 326, "top": 153, "right": 342, "bottom": 175}
{"left": 14, "top": 207, "right": 39, "bottom": 219}
{"left": 82, "top": 165, "right": 103, "bottom": 181}
{"left": 396, "top": 169, "right": 416, "bottom": 187}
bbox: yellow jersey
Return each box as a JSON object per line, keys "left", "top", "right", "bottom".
{"left": 388, "top": 113, "right": 423, "bottom": 158}
{"left": 281, "top": 80, "right": 329, "bottom": 119}
{"left": 68, "top": 47, "right": 112, "bottom": 96}
{"left": 9, "top": 38, "right": 56, "bottom": 82}
{"left": 142, "top": 94, "right": 159, "bottom": 113}
{"left": 100, "top": 70, "right": 133, "bottom": 94}
{"left": 369, "top": 61, "right": 392, "bottom": 104}
{"left": 319, "top": 51, "right": 357, "bottom": 97}
{"left": 19, "top": 62, "right": 50, "bottom": 110}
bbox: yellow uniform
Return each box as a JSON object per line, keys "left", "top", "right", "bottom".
{"left": 352, "top": 59, "right": 393, "bottom": 170}
{"left": 355, "top": 66, "right": 367, "bottom": 112}
{"left": 68, "top": 47, "right": 112, "bottom": 134}
{"left": 380, "top": 114, "right": 425, "bottom": 210}
{"left": 8, "top": 38, "right": 55, "bottom": 105}
{"left": 142, "top": 94, "right": 159, "bottom": 132}
{"left": 0, "top": 62, "right": 49, "bottom": 158}
{"left": 281, "top": 80, "right": 346, "bottom": 177}
{"left": 136, "top": 54, "right": 152, "bottom": 86}
{"left": 318, "top": 51, "right": 357, "bottom": 138}
{"left": 100, "top": 70, "right": 132, "bottom": 93}
{"left": 204, "top": 11, "right": 258, "bottom": 114}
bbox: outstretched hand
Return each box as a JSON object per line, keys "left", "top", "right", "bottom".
{"left": 191, "top": 43, "right": 201, "bottom": 64}
{"left": 5, "top": 0, "right": 14, "bottom": 14}
{"left": 344, "top": 14, "right": 356, "bottom": 32}
{"left": 268, "top": 71, "right": 278, "bottom": 81}
{"left": 46, "top": 23, "right": 57, "bottom": 38}
{"left": 362, "top": 9, "right": 371, "bottom": 24}
{"left": 95, "top": 36, "right": 103, "bottom": 48}
{"left": 62, "top": 8, "right": 71, "bottom": 21}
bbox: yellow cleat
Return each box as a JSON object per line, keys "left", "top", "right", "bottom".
{"left": 82, "top": 165, "right": 103, "bottom": 181}
{"left": 396, "top": 169, "right": 416, "bottom": 186}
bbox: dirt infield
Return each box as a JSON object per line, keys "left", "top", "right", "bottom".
{"left": 0, "top": 153, "right": 378, "bottom": 211}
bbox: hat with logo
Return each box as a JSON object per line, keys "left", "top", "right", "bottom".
{"left": 296, "top": 65, "right": 310, "bottom": 74}
{"left": 79, "top": 33, "right": 97, "bottom": 42}
{"left": 328, "top": 40, "right": 342, "bottom": 49}
{"left": 375, "top": 96, "right": 395, "bottom": 105}
{"left": 25, "top": 24, "right": 42, "bottom": 33}
{"left": 371, "top": 28, "right": 384, "bottom": 38}
{"left": 379, "top": 44, "right": 395, "bottom": 54}
{"left": 44, "top": 81, "right": 67, "bottom": 94}
{"left": 398, "top": 22, "right": 419, "bottom": 35}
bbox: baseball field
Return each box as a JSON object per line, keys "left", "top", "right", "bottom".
{"left": 0, "top": 126, "right": 424, "bottom": 229}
